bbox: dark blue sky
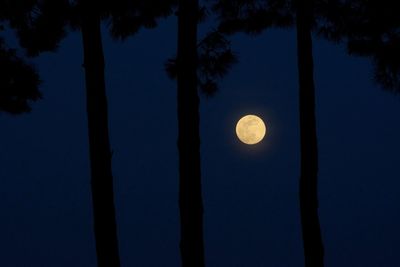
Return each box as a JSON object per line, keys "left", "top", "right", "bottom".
{"left": 1, "top": 15, "right": 400, "bottom": 267}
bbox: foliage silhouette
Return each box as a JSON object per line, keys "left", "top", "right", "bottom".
{"left": 0, "top": 38, "right": 41, "bottom": 114}
{"left": 0, "top": 2, "right": 41, "bottom": 114}
{"left": 106, "top": 0, "right": 177, "bottom": 40}
{"left": 318, "top": 0, "right": 400, "bottom": 93}
{"left": 6, "top": 0, "right": 70, "bottom": 57}
{"left": 166, "top": 30, "right": 237, "bottom": 96}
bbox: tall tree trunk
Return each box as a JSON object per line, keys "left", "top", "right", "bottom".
{"left": 80, "top": 2, "right": 121, "bottom": 266}
{"left": 177, "top": 0, "right": 205, "bottom": 266}
{"left": 296, "top": 0, "right": 324, "bottom": 266}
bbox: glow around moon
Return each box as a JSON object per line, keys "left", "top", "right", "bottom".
{"left": 235, "top": 115, "right": 267, "bottom": 145}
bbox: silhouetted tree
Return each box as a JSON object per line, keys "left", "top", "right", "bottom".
{"left": 95, "top": 0, "right": 175, "bottom": 266}
{"left": 79, "top": 2, "right": 179, "bottom": 266}
{"left": 5, "top": 1, "right": 177, "bottom": 266}
{"left": 213, "top": 0, "right": 325, "bottom": 265}
{"left": 165, "top": 5, "right": 236, "bottom": 265}
{"left": 1, "top": 0, "right": 120, "bottom": 265}
{"left": 77, "top": 1, "right": 121, "bottom": 266}
{"left": 175, "top": 0, "right": 205, "bottom": 265}
{"left": 295, "top": 1, "right": 324, "bottom": 266}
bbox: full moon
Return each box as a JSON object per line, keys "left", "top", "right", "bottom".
{"left": 235, "top": 115, "right": 267, "bottom": 145}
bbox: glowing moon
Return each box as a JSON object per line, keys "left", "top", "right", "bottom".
{"left": 236, "top": 115, "right": 267, "bottom": 145}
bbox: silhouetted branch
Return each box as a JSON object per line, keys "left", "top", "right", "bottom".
{"left": 166, "top": 30, "right": 237, "bottom": 96}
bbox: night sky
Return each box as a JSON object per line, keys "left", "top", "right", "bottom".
{"left": 1, "top": 15, "right": 400, "bottom": 267}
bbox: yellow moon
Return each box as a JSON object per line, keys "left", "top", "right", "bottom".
{"left": 235, "top": 115, "right": 267, "bottom": 145}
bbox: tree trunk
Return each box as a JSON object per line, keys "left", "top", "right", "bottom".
{"left": 177, "top": 0, "right": 205, "bottom": 266}
{"left": 80, "top": 2, "right": 121, "bottom": 266}
{"left": 296, "top": 0, "right": 324, "bottom": 266}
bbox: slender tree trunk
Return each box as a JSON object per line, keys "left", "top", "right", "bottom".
{"left": 80, "top": 2, "right": 120, "bottom": 266}
{"left": 177, "top": 0, "right": 205, "bottom": 266}
{"left": 296, "top": 0, "right": 324, "bottom": 266}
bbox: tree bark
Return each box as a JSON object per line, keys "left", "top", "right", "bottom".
{"left": 80, "top": 2, "right": 121, "bottom": 266}
{"left": 177, "top": 0, "right": 205, "bottom": 266}
{"left": 296, "top": 0, "right": 324, "bottom": 266}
